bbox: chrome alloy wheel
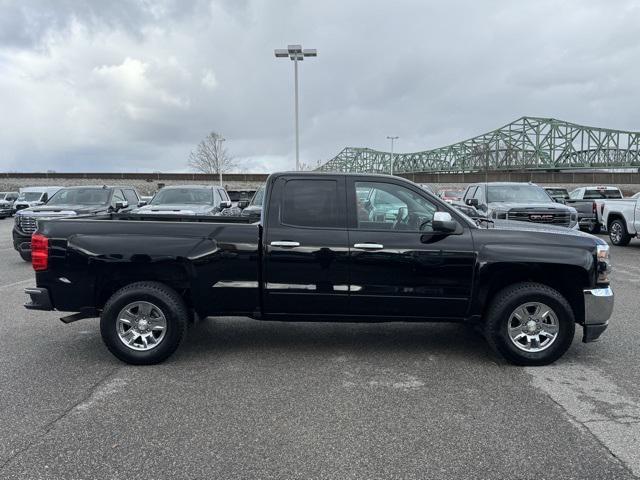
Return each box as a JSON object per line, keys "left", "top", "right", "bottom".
{"left": 116, "top": 301, "right": 167, "bottom": 351}
{"left": 610, "top": 222, "right": 623, "bottom": 243}
{"left": 507, "top": 302, "right": 559, "bottom": 353}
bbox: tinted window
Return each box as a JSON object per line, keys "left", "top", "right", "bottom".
{"left": 355, "top": 182, "right": 437, "bottom": 231}
{"left": 48, "top": 188, "right": 111, "bottom": 205}
{"left": 111, "top": 189, "right": 125, "bottom": 206}
{"left": 282, "top": 179, "right": 342, "bottom": 228}
{"left": 464, "top": 186, "right": 477, "bottom": 201}
{"left": 486, "top": 185, "right": 551, "bottom": 203}
{"left": 151, "top": 188, "right": 213, "bottom": 205}
{"left": 250, "top": 186, "right": 265, "bottom": 206}
{"left": 584, "top": 189, "right": 622, "bottom": 199}
{"left": 123, "top": 189, "right": 139, "bottom": 204}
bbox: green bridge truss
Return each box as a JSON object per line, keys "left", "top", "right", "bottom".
{"left": 317, "top": 117, "right": 640, "bottom": 174}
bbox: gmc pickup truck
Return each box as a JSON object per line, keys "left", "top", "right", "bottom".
{"left": 24, "top": 173, "right": 614, "bottom": 366}
{"left": 601, "top": 196, "right": 640, "bottom": 246}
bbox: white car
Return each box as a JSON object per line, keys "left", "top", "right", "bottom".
{"left": 601, "top": 196, "right": 640, "bottom": 246}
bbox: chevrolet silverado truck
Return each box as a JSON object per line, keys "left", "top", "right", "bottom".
{"left": 457, "top": 182, "right": 579, "bottom": 229}
{"left": 601, "top": 196, "right": 640, "bottom": 246}
{"left": 24, "top": 173, "right": 613, "bottom": 366}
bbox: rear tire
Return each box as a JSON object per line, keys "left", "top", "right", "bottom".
{"left": 587, "top": 223, "right": 601, "bottom": 234}
{"left": 609, "top": 219, "right": 631, "bottom": 246}
{"left": 484, "top": 282, "right": 575, "bottom": 366}
{"left": 101, "top": 281, "right": 188, "bottom": 365}
{"left": 19, "top": 251, "right": 31, "bottom": 262}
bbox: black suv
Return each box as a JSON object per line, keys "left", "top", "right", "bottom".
{"left": 13, "top": 185, "right": 142, "bottom": 261}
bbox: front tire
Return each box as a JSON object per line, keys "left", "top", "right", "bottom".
{"left": 609, "top": 219, "right": 631, "bottom": 246}
{"left": 101, "top": 282, "right": 188, "bottom": 365}
{"left": 484, "top": 282, "right": 575, "bottom": 366}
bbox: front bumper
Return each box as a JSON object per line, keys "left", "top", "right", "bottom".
{"left": 24, "top": 287, "right": 53, "bottom": 311}
{"left": 0, "top": 207, "right": 12, "bottom": 217}
{"left": 12, "top": 228, "right": 32, "bottom": 253}
{"left": 582, "top": 286, "right": 614, "bottom": 342}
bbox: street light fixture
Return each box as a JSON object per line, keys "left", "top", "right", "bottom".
{"left": 386, "top": 136, "right": 399, "bottom": 175}
{"left": 274, "top": 44, "right": 317, "bottom": 171}
{"left": 218, "top": 136, "right": 225, "bottom": 186}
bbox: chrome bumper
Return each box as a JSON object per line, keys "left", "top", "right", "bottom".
{"left": 582, "top": 287, "right": 613, "bottom": 342}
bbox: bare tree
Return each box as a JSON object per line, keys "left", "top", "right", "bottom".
{"left": 188, "top": 132, "right": 236, "bottom": 174}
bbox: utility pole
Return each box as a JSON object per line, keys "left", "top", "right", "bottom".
{"left": 218, "top": 136, "right": 225, "bottom": 186}
{"left": 387, "top": 136, "right": 399, "bottom": 175}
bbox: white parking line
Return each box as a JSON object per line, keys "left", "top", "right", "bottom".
{"left": 528, "top": 363, "right": 640, "bottom": 476}
{"left": 0, "top": 279, "right": 32, "bottom": 290}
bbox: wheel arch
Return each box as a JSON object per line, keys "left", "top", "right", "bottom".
{"left": 475, "top": 263, "right": 588, "bottom": 324}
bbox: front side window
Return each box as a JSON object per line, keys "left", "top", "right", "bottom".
{"left": 123, "top": 189, "right": 139, "bottom": 205}
{"left": 463, "top": 186, "right": 478, "bottom": 202}
{"left": 355, "top": 182, "right": 438, "bottom": 231}
{"left": 111, "top": 189, "right": 126, "bottom": 207}
{"left": 250, "top": 186, "right": 265, "bottom": 206}
{"left": 282, "top": 179, "right": 342, "bottom": 228}
{"left": 48, "top": 188, "right": 111, "bottom": 206}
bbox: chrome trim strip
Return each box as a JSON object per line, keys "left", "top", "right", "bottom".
{"left": 212, "top": 281, "right": 259, "bottom": 289}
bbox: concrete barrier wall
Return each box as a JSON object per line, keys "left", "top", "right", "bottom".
{"left": 1, "top": 171, "right": 639, "bottom": 196}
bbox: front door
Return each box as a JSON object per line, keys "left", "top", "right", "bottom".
{"left": 347, "top": 178, "right": 475, "bottom": 319}
{"left": 263, "top": 175, "right": 350, "bottom": 316}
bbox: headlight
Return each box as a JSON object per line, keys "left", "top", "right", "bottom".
{"left": 492, "top": 210, "right": 507, "bottom": 220}
{"left": 570, "top": 212, "right": 578, "bottom": 227}
{"left": 596, "top": 244, "right": 611, "bottom": 284}
{"left": 14, "top": 215, "right": 20, "bottom": 226}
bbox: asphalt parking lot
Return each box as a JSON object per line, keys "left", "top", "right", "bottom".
{"left": 0, "top": 218, "right": 639, "bottom": 480}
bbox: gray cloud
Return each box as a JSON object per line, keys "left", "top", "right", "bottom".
{"left": 0, "top": 0, "right": 639, "bottom": 173}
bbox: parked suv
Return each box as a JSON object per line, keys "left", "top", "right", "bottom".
{"left": 458, "top": 182, "right": 578, "bottom": 228}
{"left": 0, "top": 191, "right": 19, "bottom": 218}
{"left": 13, "top": 185, "right": 141, "bottom": 261}
{"left": 13, "top": 187, "right": 63, "bottom": 213}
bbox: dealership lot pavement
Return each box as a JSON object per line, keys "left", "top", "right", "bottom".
{"left": 0, "top": 218, "right": 639, "bottom": 479}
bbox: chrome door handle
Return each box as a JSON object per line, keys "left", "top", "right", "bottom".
{"left": 270, "top": 241, "right": 300, "bottom": 248}
{"left": 354, "top": 243, "right": 384, "bottom": 249}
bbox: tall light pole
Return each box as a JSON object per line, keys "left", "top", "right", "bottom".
{"left": 274, "top": 44, "right": 317, "bottom": 171}
{"left": 218, "top": 136, "right": 225, "bottom": 186}
{"left": 387, "top": 136, "right": 399, "bottom": 175}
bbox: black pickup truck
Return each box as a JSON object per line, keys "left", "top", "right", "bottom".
{"left": 25, "top": 173, "right": 613, "bottom": 366}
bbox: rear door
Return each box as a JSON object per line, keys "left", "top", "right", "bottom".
{"left": 263, "top": 175, "right": 349, "bottom": 315}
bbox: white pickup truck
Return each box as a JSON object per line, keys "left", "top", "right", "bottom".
{"left": 601, "top": 197, "right": 640, "bottom": 246}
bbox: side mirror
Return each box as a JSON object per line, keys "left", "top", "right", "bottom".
{"left": 137, "top": 200, "right": 148, "bottom": 207}
{"left": 237, "top": 200, "right": 250, "bottom": 209}
{"left": 466, "top": 198, "right": 479, "bottom": 207}
{"left": 115, "top": 201, "right": 128, "bottom": 211}
{"left": 432, "top": 211, "right": 458, "bottom": 234}
{"left": 220, "top": 200, "right": 232, "bottom": 209}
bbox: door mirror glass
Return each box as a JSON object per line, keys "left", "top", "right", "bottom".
{"left": 137, "top": 200, "right": 148, "bottom": 207}
{"left": 466, "top": 198, "right": 479, "bottom": 207}
{"left": 432, "top": 211, "right": 458, "bottom": 233}
{"left": 220, "top": 200, "right": 232, "bottom": 209}
{"left": 115, "top": 201, "right": 128, "bottom": 211}
{"left": 237, "top": 200, "right": 250, "bottom": 209}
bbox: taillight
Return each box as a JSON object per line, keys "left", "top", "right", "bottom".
{"left": 31, "top": 234, "right": 49, "bottom": 271}
{"left": 592, "top": 201, "right": 596, "bottom": 214}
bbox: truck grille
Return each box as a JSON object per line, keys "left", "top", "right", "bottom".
{"left": 18, "top": 216, "right": 37, "bottom": 234}
{"left": 507, "top": 210, "right": 571, "bottom": 227}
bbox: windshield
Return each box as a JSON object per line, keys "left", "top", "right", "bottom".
{"left": 487, "top": 185, "right": 552, "bottom": 204}
{"left": 442, "top": 190, "right": 463, "bottom": 198}
{"left": 249, "top": 186, "right": 265, "bottom": 206}
{"left": 18, "top": 192, "right": 44, "bottom": 202}
{"left": 151, "top": 188, "right": 213, "bottom": 205}
{"left": 47, "top": 188, "right": 110, "bottom": 205}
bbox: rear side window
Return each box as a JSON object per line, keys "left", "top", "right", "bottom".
{"left": 282, "top": 179, "right": 343, "bottom": 228}
{"left": 123, "top": 189, "right": 139, "bottom": 204}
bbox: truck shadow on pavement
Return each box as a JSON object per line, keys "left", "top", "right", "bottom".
{"left": 176, "top": 317, "right": 498, "bottom": 365}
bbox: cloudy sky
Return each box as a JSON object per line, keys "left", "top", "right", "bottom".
{"left": 0, "top": 0, "right": 639, "bottom": 173}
